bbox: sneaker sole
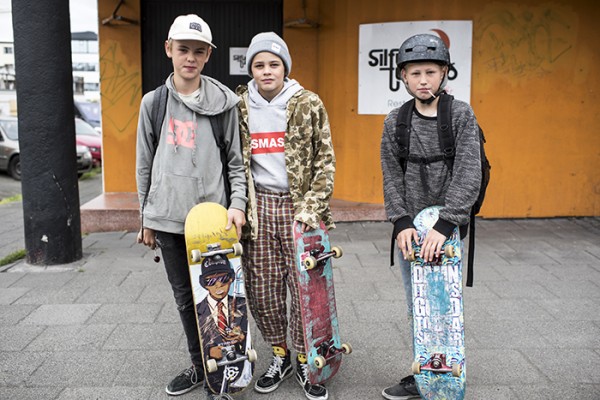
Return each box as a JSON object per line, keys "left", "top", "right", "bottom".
{"left": 254, "top": 366, "right": 294, "bottom": 394}
{"left": 295, "top": 374, "right": 329, "bottom": 400}
{"left": 381, "top": 389, "right": 421, "bottom": 400}
{"left": 165, "top": 381, "right": 202, "bottom": 396}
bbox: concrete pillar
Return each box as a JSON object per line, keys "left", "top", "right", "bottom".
{"left": 12, "top": 0, "right": 82, "bottom": 264}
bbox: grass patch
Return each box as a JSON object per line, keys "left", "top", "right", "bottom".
{"left": 0, "top": 249, "right": 26, "bottom": 267}
{"left": 0, "top": 194, "right": 22, "bottom": 205}
{"left": 79, "top": 167, "right": 102, "bottom": 181}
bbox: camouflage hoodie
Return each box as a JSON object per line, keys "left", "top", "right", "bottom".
{"left": 236, "top": 84, "right": 336, "bottom": 240}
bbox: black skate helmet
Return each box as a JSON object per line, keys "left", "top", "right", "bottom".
{"left": 396, "top": 33, "right": 452, "bottom": 103}
{"left": 396, "top": 33, "right": 450, "bottom": 71}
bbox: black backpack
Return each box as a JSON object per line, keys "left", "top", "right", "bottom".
{"left": 395, "top": 92, "right": 491, "bottom": 287}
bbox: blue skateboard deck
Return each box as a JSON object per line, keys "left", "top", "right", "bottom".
{"left": 410, "top": 206, "right": 466, "bottom": 400}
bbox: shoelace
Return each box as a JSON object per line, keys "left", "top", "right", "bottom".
{"left": 181, "top": 366, "right": 198, "bottom": 384}
{"left": 298, "top": 362, "right": 310, "bottom": 383}
{"left": 264, "top": 355, "right": 284, "bottom": 378}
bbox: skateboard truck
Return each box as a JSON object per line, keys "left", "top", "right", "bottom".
{"left": 407, "top": 244, "right": 457, "bottom": 262}
{"left": 190, "top": 242, "right": 243, "bottom": 263}
{"left": 313, "top": 339, "right": 352, "bottom": 369}
{"left": 302, "top": 246, "right": 343, "bottom": 270}
{"left": 206, "top": 346, "right": 258, "bottom": 373}
{"left": 412, "top": 353, "right": 462, "bottom": 377}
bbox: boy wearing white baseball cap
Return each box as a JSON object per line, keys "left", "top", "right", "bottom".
{"left": 136, "top": 14, "right": 247, "bottom": 399}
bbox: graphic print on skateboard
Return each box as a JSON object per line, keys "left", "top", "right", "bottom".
{"left": 184, "top": 202, "right": 256, "bottom": 398}
{"left": 409, "top": 206, "right": 466, "bottom": 399}
{"left": 292, "top": 220, "right": 351, "bottom": 384}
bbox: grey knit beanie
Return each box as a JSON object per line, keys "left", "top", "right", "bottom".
{"left": 246, "top": 32, "right": 292, "bottom": 77}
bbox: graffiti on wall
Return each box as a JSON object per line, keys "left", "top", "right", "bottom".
{"left": 100, "top": 41, "right": 142, "bottom": 134}
{"left": 476, "top": 4, "right": 577, "bottom": 78}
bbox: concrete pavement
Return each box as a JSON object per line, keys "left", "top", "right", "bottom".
{"left": 1, "top": 173, "right": 599, "bottom": 399}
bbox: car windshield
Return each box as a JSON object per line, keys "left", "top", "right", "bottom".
{"left": 76, "top": 102, "right": 100, "bottom": 123}
{"left": 75, "top": 118, "right": 100, "bottom": 136}
{"left": 0, "top": 119, "right": 18, "bottom": 140}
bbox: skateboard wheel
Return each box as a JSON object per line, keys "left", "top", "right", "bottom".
{"left": 411, "top": 361, "right": 421, "bottom": 375}
{"left": 314, "top": 356, "right": 326, "bottom": 369}
{"left": 206, "top": 359, "right": 218, "bottom": 373}
{"left": 247, "top": 348, "right": 257, "bottom": 363}
{"left": 444, "top": 245, "right": 455, "bottom": 258}
{"left": 407, "top": 249, "right": 416, "bottom": 262}
{"left": 232, "top": 242, "right": 243, "bottom": 257}
{"left": 191, "top": 249, "right": 202, "bottom": 263}
{"left": 304, "top": 256, "right": 317, "bottom": 270}
{"left": 452, "top": 363, "right": 462, "bottom": 377}
{"left": 331, "top": 246, "right": 343, "bottom": 258}
{"left": 341, "top": 343, "right": 352, "bottom": 354}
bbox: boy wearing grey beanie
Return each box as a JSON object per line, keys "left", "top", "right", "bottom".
{"left": 237, "top": 32, "right": 337, "bottom": 400}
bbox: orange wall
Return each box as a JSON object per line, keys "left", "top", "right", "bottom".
{"left": 311, "top": 0, "right": 600, "bottom": 217}
{"left": 98, "top": 0, "right": 600, "bottom": 217}
{"left": 98, "top": 0, "right": 142, "bottom": 193}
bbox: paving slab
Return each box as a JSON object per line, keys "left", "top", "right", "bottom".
{"left": 0, "top": 174, "right": 599, "bottom": 399}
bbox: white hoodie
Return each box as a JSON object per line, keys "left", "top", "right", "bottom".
{"left": 247, "top": 78, "right": 303, "bottom": 192}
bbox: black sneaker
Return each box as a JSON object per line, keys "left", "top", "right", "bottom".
{"left": 296, "top": 359, "right": 328, "bottom": 400}
{"left": 381, "top": 375, "right": 420, "bottom": 400}
{"left": 254, "top": 346, "right": 293, "bottom": 393}
{"left": 165, "top": 365, "right": 204, "bottom": 396}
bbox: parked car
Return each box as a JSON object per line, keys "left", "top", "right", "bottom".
{"left": 74, "top": 100, "right": 101, "bottom": 132}
{"left": 75, "top": 117, "right": 102, "bottom": 167}
{"left": 0, "top": 116, "right": 93, "bottom": 180}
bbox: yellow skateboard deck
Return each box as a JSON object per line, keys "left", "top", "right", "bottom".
{"left": 184, "top": 202, "right": 255, "bottom": 397}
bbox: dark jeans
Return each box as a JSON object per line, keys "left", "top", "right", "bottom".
{"left": 155, "top": 231, "right": 203, "bottom": 368}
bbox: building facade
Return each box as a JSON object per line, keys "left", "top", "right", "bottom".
{"left": 96, "top": 0, "right": 600, "bottom": 218}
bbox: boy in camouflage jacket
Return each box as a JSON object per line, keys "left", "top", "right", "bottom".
{"left": 236, "top": 32, "right": 336, "bottom": 400}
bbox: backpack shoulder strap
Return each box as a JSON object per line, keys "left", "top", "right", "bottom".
{"left": 208, "top": 113, "right": 231, "bottom": 206}
{"left": 437, "top": 93, "right": 455, "bottom": 172}
{"left": 151, "top": 84, "right": 168, "bottom": 151}
{"left": 395, "top": 99, "right": 415, "bottom": 174}
{"left": 466, "top": 208, "right": 476, "bottom": 287}
{"left": 208, "top": 113, "right": 226, "bottom": 150}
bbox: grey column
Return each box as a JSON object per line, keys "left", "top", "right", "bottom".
{"left": 12, "top": 0, "right": 82, "bottom": 264}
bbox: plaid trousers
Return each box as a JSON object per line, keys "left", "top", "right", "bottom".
{"left": 242, "top": 189, "right": 305, "bottom": 353}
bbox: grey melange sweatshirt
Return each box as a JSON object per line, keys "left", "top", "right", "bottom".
{"left": 380, "top": 98, "right": 482, "bottom": 239}
{"left": 136, "top": 73, "right": 248, "bottom": 234}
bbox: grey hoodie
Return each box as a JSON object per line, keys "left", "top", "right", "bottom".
{"left": 136, "top": 73, "right": 247, "bottom": 234}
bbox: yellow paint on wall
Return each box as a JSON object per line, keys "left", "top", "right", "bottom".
{"left": 98, "top": 0, "right": 142, "bottom": 193}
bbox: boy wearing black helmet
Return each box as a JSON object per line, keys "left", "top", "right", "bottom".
{"left": 380, "top": 34, "right": 482, "bottom": 399}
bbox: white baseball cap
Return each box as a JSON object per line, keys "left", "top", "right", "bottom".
{"left": 167, "top": 14, "right": 216, "bottom": 48}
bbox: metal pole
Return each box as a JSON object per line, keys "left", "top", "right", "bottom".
{"left": 12, "top": 0, "right": 82, "bottom": 265}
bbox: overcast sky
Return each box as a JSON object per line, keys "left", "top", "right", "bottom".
{"left": 0, "top": 0, "right": 98, "bottom": 42}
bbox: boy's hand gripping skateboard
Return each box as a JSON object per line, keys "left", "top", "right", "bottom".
{"left": 408, "top": 206, "right": 466, "bottom": 399}
{"left": 184, "top": 202, "right": 256, "bottom": 399}
{"left": 292, "top": 221, "right": 352, "bottom": 384}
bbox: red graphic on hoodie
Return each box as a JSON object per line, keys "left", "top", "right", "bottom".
{"left": 165, "top": 117, "right": 196, "bottom": 149}
{"left": 251, "top": 131, "right": 285, "bottom": 154}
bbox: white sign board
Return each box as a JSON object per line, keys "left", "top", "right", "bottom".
{"left": 230, "top": 47, "right": 248, "bottom": 76}
{"left": 358, "top": 21, "right": 473, "bottom": 115}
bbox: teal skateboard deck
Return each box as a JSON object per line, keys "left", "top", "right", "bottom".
{"left": 409, "top": 206, "right": 466, "bottom": 399}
